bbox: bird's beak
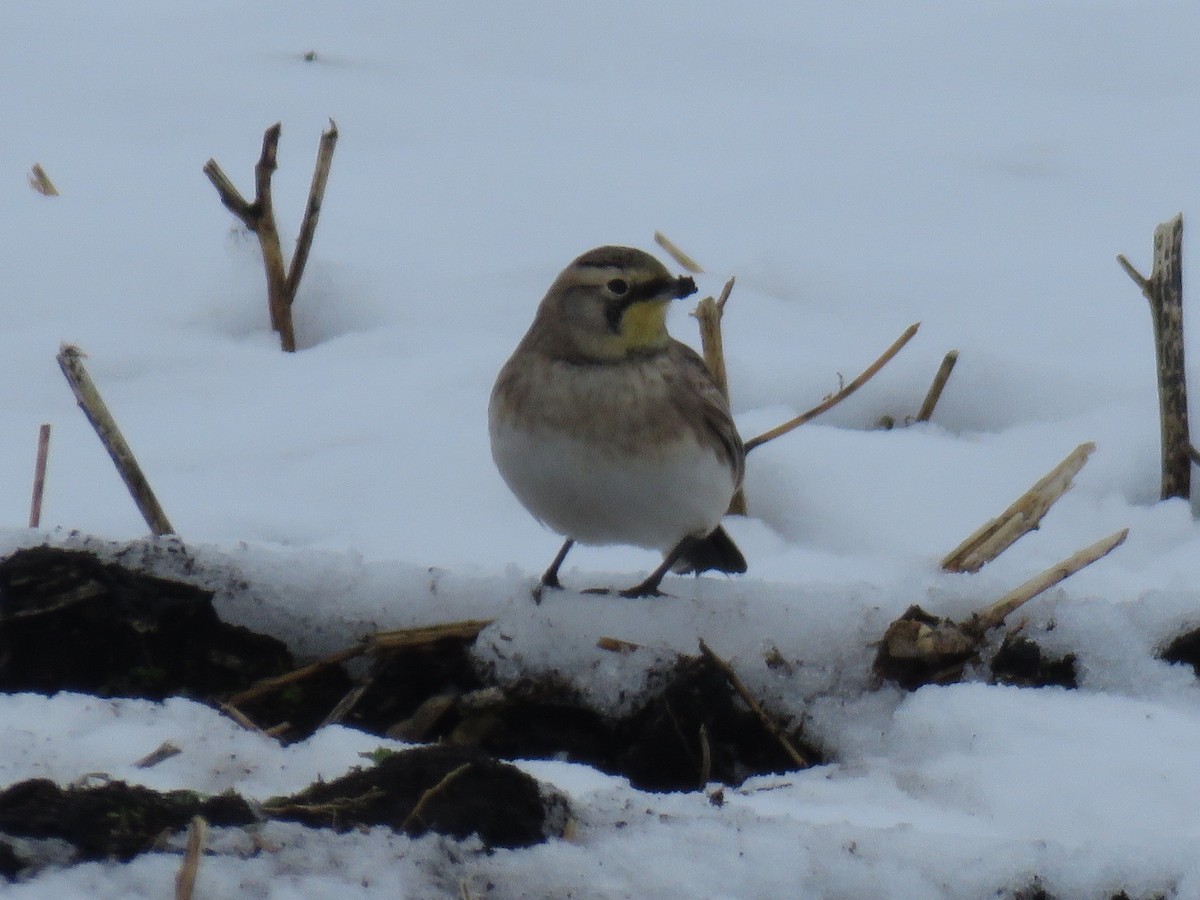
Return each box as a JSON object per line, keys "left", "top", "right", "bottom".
{"left": 669, "top": 276, "right": 698, "bottom": 300}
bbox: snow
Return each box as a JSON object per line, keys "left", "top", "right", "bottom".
{"left": 5, "top": 1, "right": 1200, "bottom": 896}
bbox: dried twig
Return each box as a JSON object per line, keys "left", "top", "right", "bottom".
{"left": 218, "top": 703, "right": 278, "bottom": 737}
{"left": 1118, "top": 214, "right": 1191, "bottom": 501}
{"left": 745, "top": 322, "right": 921, "bottom": 453}
{"left": 250, "top": 124, "right": 291, "bottom": 345}
{"left": 56, "top": 345, "right": 175, "bottom": 536}
{"left": 263, "top": 788, "right": 385, "bottom": 818}
{"left": 941, "top": 442, "right": 1095, "bottom": 573}
{"left": 1116, "top": 254, "right": 1149, "bottom": 292}
{"left": 916, "top": 350, "right": 959, "bottom": 423}
{"left": 203, "top": 121, "right": 339, "bottom": 352}
{"left": 174, "top": 815, "right": 207, "bottom": 900}
{"left": 970, "top": 528, "right": 1129, "bottom": 634}
{"left": 368, "top": 619, "right": 493, "bottom": 652}
{"left": 402, "top": 763, "right": 472, "bottom": 831}
{"left": 201, "top": 158, "right": 254, "bottom": 221}
{"left": 654, "top": 231, "right": 704, "bottom": 273}
{"left": 29, "top": 423, "right": 51, "bottom": 528}
{"left": 690, "top": 277, "right": 735, "bottom": 399}
{"left": 28, "top": 163, "right": 59, "bottom": 196}
{"left": 320, "top": 639, "right": 408, "bottom": 728}
{"left": 596, "top": 636, "right": 641, "bottom": 654}
{"left": 225, "top": 643, "right": 365, "bottom": 708}
{"left": 134, "top": 740, "right": 182, "bottom": 769}
{"left": 286, "top": 119, "right": 339, "bottom": 300}
{"left": 688, "top": 278, "right": 746, "bottom": 514}
{"left": 225, "top": 619, "right": 493, "bottom": 708}
{"left": 698, "top": 639, "right": 809, "bottom": 769}
{"left": 876, "top": 528, "right": 1129, "bottom": 689}
{"left": 321, "top": 683, "right": 371, "bottom": 728}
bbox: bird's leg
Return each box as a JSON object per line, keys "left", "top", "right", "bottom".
{"left": 619, "top": 537, "right": 697, "bottom": 599}
{"left": 533, "top": 538, "right": 575, "bottom": 602}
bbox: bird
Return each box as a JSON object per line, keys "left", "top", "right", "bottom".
{"left": 488, "top": 245, "right": 747, "bottom": 598}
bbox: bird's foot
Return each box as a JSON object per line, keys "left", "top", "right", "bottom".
{"left": 618, "top": 582, "right": 668, "bottom": 599}
{"left": 532, "top": 577, "right": 563, "bottom": 604}
{"left": 580, "top": 586, "right": 611, "bottom": 595}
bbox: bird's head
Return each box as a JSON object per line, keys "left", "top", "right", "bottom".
{"left": 534, "top": 246, "right": 698, "bottom": 361}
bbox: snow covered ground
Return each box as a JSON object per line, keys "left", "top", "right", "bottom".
{"left": 5, "top": 1, "right": 1200, "bottom": 897}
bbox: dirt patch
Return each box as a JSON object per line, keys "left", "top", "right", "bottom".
{"left": 348, "top": 648, "right": 814, "bottom": 792}
{"left": 873, "top": 604, "right": 1077, "bottom": 690}
{"left": 0, "top": 744, "right": 564, "bottom": 878}
{"left": 0, "top": 545, "right": 352, "bottom": 737}
{"left": 0, "top": 545, "right": 816, "bottom": 792}
{"left": 1160, "top": 624, "right": 1200, "bottom": 675}
{"left": 990, "top": 634, "right": 1077, "bottom": 689}
{"left": 0, "top": 778, "right": 255, "bottom": 865}
{"left": 270, "top": 744, "right": 568, "bottom": 847}
{"left": 0, "top": 545, "right": 818, "bottom": 877}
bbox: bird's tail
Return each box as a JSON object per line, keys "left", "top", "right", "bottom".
{"left": 671, "top": 525, "right": 747, "bottom": 575}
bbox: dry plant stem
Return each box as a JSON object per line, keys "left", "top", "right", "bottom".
{"left": 745, "top": 322, "right": 921, "bottom": 453}
{"left": 218, "top": 703, "right": 276, "bottom": 736}
{"left": 204, "top": 121, "right": 341, "bottom": 353}
{"left": 134, "top": 740, "right": 182, "bottom": 769}
{"left": 916, "top": 350, "right": 959, "bottom": 422}
{"left": 321, "top": 682, "right": 371, "bottom": 728}
{"left": 286, "top": 119, "right": 339, "bottom": 300}
{"left": 201, "top": 160, "right": 253, "bottom": 220}
{"left": 203, "top": 129, "right": 293, "bottom": 348}
{"left": 691, "top": 278, "right": 745, "bottom": 512}
{"left": 970, "top": 528, "right": 1129, "bottom": 635}
{"left": 264, "top": 788, "right": 385, "bottom": 818}
{"left": 28, "top": 423, "right": 50, "bottom": 528}
{"left": 368, "top": 619, "right": 492, "bottom": 651}
{"left": 941, "top": 442, "right": 1095, "bottom": 574}
{"left": 402, "top": 763, "right": 472, "bottom": 831}
{"left": 174, "top": 815, "right": 208, "bottom": 900}
{"left": 697, "top": 639, "right": 809, "bottom": 769}
{"left": 597, "top": 636, "right": 641, "bottom": 653}
{"left": 691, "top": 277, "right": 735, "bottom": 398}
{"left": 1118, "top": 213, "right": 1191, "bottom": 501}
{"left": 225, "top": 619, "right": 493, "bottom": 707}
{"left": 653, "top": 231, "right": 704, "bottom": 273}
{"left": 225, "top": 643, "right": 366, "bottom": 708}
{"left": 28, "top": 163, "right": 59, "bottom": 196}
{"left": 57, "top": 345, "right": 175, "bottom": 536}
{"left": 252, "top": 124, "right": 293, "bottom": 348}
{"left": 320, "top": 644, "right": 398, "bottom": 728}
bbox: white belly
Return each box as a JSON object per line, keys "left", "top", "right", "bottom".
{"left": 489, "top": 419, "right": 735, "bottom": 553}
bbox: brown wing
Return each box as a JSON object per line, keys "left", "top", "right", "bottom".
{"left": 667, "top": 339, "right": 745, "bottom": 489}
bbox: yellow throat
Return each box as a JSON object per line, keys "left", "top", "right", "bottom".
{"left": 616, "top": 298, "right": 671, "bottom": 352}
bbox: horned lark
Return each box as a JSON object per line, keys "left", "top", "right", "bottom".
{"left": 489, "top": 245, "right": 747, "bottom": 598}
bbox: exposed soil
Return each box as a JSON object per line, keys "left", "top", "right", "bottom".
{"left": 0, "top": 545, "right": 1115, "bottom": 886}
{"left": 0, "top": 544, "right": 353, "bottom": 735}
{"left": 0, "top": 778, "right": 256, "bottom": 864}
{"left": 872, "top": 604, "right": 1077, "bottom": 691}
{"left": 1159, "top": 624, "right": 1200, "bottom": 675}
{"left": 0, "top": 744, "right": 565, "bottom": 877}
{"left": 271, "top": 744, "right": 569, "bottom": 847}
{"left": 0, "top": 545, "right": 815, "bottom": 877}
{"left": 344, "top": 643, "right": 814, "bottom": 792}
{"left": 990, "top": 634, "right": 1077, "bottom": 689}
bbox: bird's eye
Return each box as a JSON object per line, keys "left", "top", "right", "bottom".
{"left": 606, "top": 278, "right": 629, "bottom": 296}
